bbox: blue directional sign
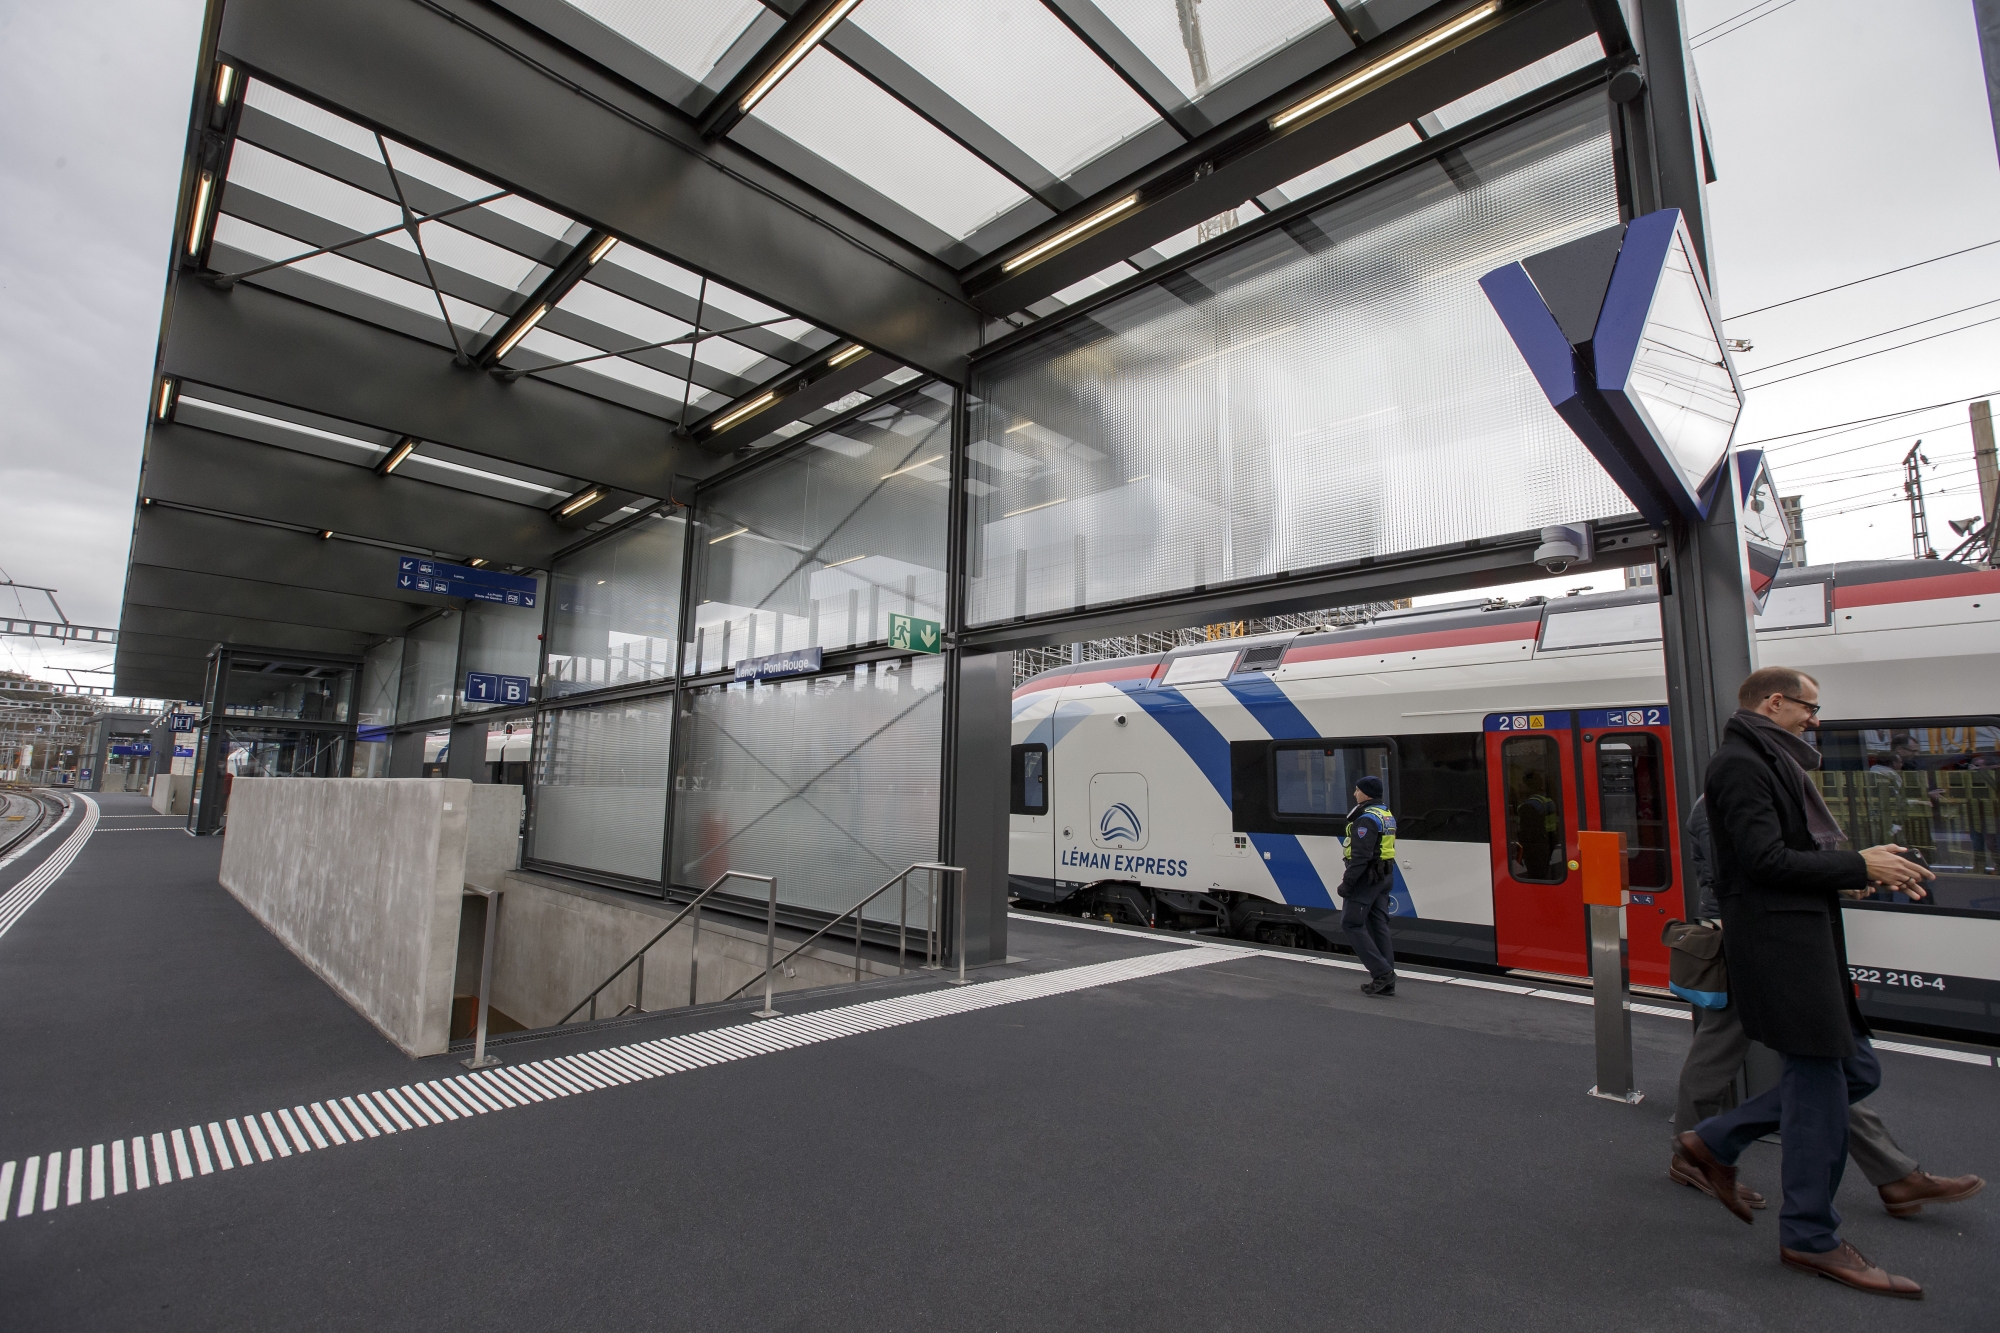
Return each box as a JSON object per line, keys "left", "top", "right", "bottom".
{"left": 498, "top": 675, "right": 531, "bottom": 705}
{"left": 110, "top": 744, "right": 152, "bottom": 757}
{"left": 397, "top": 556, "right": 538, "bottom": 608}
{"left": 169, "top": 712, "right": 195, "bottom": 731}
{"left": 465, "top": 671, "right": 500, "bottom": 703}
{"left": 734, "top": 647, "right": 823, "bottom": 683}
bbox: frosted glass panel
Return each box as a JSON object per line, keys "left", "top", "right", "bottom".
{"left": 459, "top": 580, "right": 546, "bottom": 714}
{"left": 396, "top": 611, "right": 459, "bottom": 724}
{"left": 688, "top": 384, "right": 951, "bottom": 675}
{"left": 546, "top": 513, "right": 685, "bottom": 698}
{"left": 672, "top": 657, "right": 943, "bottom": 924}
{"left": 528, "top": 693, "right": 672, "bottom": 883}
{"left": 966, "top": 92, "right": 1628, "bottom": 626}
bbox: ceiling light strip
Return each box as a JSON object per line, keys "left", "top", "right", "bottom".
{"left": 1270, "top": 1, "right": 1504, "bottom": 132}
{"left": 1001, "top": 195, "right": 1140, "bottom": 275}
{"left": 881, "top": 454, "right": 944, "bottom": 480}
{"left": 708, "top": 391, "right": 777, "bottom": 434}
{"left": 491, "top": 305, "right": 549, "bottom": 361}
{"left": 380, "top": 437, "right": 417, "bottom": 475}
{"left": 827, "top": 343, "right": 869, "bottom": 369}
{"left": 739, "top": 0, "right": 865, "bottom": 115}
{"left": 186, "top": 172, "right": 216, "bottom": 258}
{"left": 558, "top": 488, "right": 603, "bottom": 518}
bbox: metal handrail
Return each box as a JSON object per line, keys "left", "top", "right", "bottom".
{"left": 722, "top": 863, "right": 965, "bottom": 1006}
{"left": 558, "top": 870, "right": 775, "bottom": 1026}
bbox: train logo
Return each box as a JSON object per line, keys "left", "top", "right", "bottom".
{"left": 1098, "top": 802, "right": 1143, "bottom": 844}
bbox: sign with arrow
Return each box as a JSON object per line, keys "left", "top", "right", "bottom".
{"left": 887, "top": 613, "right": 941, "bottom": 654}
{"left": 396, "top": 555, "right": 538, "bottom": 608}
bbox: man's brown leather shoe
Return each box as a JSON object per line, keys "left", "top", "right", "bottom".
{"left": 1672, "top": 1132, "right": 1754, "bottom": 1224}
{"left": 1780, "top": 1242, "right": 1922, "bottom": 1299}
{"left": 1879, "top": 1169, "right": 1985, "bottom": 1217}
{"left": 1668, "top": 1155, "right": 1767, "bottom": 1208}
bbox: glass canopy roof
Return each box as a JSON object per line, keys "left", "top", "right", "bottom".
{"left": 525, "top": 1, "right": 1609, "bottom": 318}
{"left": 211, "top": 78, "right": 910, "bottom": 440}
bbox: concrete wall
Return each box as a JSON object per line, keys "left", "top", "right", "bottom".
{"left": 220, "top": 778, "right": 518, "bottom": 1057}
{"left": 489, "top": 871, "right": 916, "bottom": 1029}
{"left": 149, "top": 773, "right": 193, "bottom": 815}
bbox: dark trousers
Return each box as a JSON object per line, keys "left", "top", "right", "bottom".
{"left": 1674, "top": 1002, "right": 1916, "bottom": 1185}
{"left": 1694, "top": 1028, "right": 1883, "bottom": 1253}
{"left": 1339, "top": 880, "right": 1396, "bottom": 983}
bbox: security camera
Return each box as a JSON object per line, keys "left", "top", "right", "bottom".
{"left": 1533, "top": 522, "right": 1594, "bottom": 574}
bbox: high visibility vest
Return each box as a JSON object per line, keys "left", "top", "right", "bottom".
{"left": 1343, "top": 804, "right": 1397, "bottom": 862}
{"left": 1523, "top": 793, "right": 1557, "bottom": 834}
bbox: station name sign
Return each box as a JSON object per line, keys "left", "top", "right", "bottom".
{"left": 397, "top": 556, "right": 538, "bottom": 608}
{"left": 735, "top": 647, "right": 823, "bottom": 683}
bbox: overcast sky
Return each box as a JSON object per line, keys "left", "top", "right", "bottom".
{"left": 1, "top": 0, "right": 1995, "bottom": 688}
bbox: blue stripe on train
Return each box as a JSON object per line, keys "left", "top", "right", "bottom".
{"left": 1224, "top": 673, "right": 1416, "bottom": 918}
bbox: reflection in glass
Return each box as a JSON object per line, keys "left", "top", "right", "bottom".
{"left": 397, "top": 610, "right": 459, "bottom": 724}
{"left": 1622, "top": 229, "right": 1741, "bottom": 500}
{"left": 1596, "top": 733, "right": 1669, "bottom": 889}
{"left": 689, "top": 384, "right": 951, "bottom": 674}
{"left": 1503, "top": 736, "right": 1565, "bottom": 883}
{"left": 1273, "top": 743, "right": 1389, "bottom": 818}
{"left": 966, "top": 93, "right": 1624, "bottom": 625}
{"left": 546, "top": 514, "right": 686, "bottom": 697}
{"left": 1809, "top": 722, "right": 2000, "bottom": 915}
{"left": 529, "top": 694, "right": 673, "bottom": 884}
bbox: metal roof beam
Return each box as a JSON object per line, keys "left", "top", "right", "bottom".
{"left": 130, "top": 506, "right": 477, "bottom": 603}
{"left": 141, "top": 420, "right": 572, "bottom": 567}
{"left": 216, "top": 0, "right": 980, "bottom": 380}
{"left": 163, "top": 280, "right": 707, "bottom": 497}
{"left": 125, "top": 564, "right": 429, "bottom": 638}
{"left": 963, "top": 0, "right": 1597, "bottom": 314}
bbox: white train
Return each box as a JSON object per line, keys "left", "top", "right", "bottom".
{"left": 1010, "top": 558, "right": 2000, "bottom": 1040}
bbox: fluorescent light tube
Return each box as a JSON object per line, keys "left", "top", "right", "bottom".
{"left": 709, "top": 391, "right": 776, "bottom": 433}
{"left": 1003, "top": 498, "right": 1067, "bottom": 518}
{"left": 881, "top": 454, "right": 945, "bottom": 480}
{"left": 492, "top": 305, "right": 548, "bottom": 361}
{"left": 155, "top": 377, "right": 177, "bottom": 421}
{"left": 558, "top": 488, "right": 603, "bottom": 517}
{"left": 186, "top": 172, "right": 215, "bottom": 257}
{"left": 1269, "top": 1, "right": 1502, "bottom": 132}
{"left": 214, "top": 64, "right": 236, "bottom": 108}
{"left": 586, "top": 234, "right": 619, "bottom": 265}
{"left": 708, "top": 526, "right": 751, "bottom": 545}
{"left": 319, "top": 530, "right": 334, "bottom": 540}
{"left": 1001, "top": 195, "right": 1139, "bottom": 274}
{"left": 823, "top": 554, "right": 867, "bottom": 568}
{"left": 827, "top": 343, "right": 868, "bottom": 368}
{"left": 381, "top": 437, "right": 417, "bottom": 474}
{"left": 739, "top": 0, "right": 864, "bottom": 115}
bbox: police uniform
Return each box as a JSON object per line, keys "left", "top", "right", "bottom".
{"left": 1339, "top": 776, "right": 1399, "bottom": 994}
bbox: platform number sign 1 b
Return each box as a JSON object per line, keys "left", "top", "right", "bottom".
{"left": 888, "top": 613, "right": 941, "bottom": 654}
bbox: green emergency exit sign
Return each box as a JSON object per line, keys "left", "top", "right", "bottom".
{"left": 888, "top": 613, "right": 942, "bottom": 654}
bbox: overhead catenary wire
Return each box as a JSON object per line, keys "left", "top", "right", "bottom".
{"left": 1691, "top": 0, "right": 1805, "bottom": 49}
{"left": 1741, "top": 313, "right": 2000, "bottom": 391}
{"left": 1739, "top": 297, "right": 2000, "bottom": 376}
{"left": 1725, "top": 238, "right": 2000, "bottom": 322}
{"left": 1748, "top": 391, "right": 2000, "bottom": 450}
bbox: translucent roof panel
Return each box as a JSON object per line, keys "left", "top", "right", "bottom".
{"left": 851, "top": 0, "right": 1163, "bottom": 178}
{"left": 558, "top": 0, "right": 766, "bottom": 88}
{"left": 1431, "top": 35, "right": 1605, "bottom": 130}
{"left": 742, "top": 46, "right": 1030, "bottom": 239}
{"left": 1092, "top": 0, "right": 1335, "bottom": 98}
{"left": 1272, "top": 125, "right": 1422, "bottom": 204}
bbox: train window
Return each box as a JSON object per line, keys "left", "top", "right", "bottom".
{"left": 1596, "top": 734, "right": 1670, "bottom": 889}
{"left": 1393, "top": 732, "right": 1488, "bottom": 843}
{"left": 1502, "top": 736, "right": 1566, "bottom": 883}
{"left": 1011, "top": 744, "right": 1048, "bottom": 816}
{"left": 1272, "top": 743, "right": 1390, "bottom": 818}
{"left": 1803, "top": 719, "right": 2000, "bottom": 915}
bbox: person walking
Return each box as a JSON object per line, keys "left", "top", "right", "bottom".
{"left": 1339, "top": 775, "right": 1399, "bottom": 996}
{"left": 1671, "top": 667, "right": 1937, "bottom": 1298}
{"left": 1669, "top": 796, "right": 1982, "bottom": 1217}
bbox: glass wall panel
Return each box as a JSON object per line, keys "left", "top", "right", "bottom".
{"left": 545, "top": 513, "right": 685, "bottom": 698}
{"left": 966, "top": 92, "right": 1627, "bottom": 625}
{"left": 353, "top": 637, "right": 402, "bottom": 776}
{"left": 397, "top": 609, "right": 460, "bottom": 724}
{"left": 688, "top": 384, "right": 951, "bottom": 676}
{"left": 527, "top": 694, "right": 673, "bottom": 883}
{"left": 672, "top": 657, "right": 943, "bottom": 923}
{"left": 458, "top": 579, "right": 547, "bottom": 714}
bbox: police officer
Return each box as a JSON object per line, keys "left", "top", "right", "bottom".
{"left": 1340, "top": 774, "right": 1399, "bottom": 996}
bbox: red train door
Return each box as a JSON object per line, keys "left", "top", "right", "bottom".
{"left": 1485, "top": 711, "right": 1586, "bottom": 976}
{"left": 1578, "top": 707, "right": 1684, "bottom": 990}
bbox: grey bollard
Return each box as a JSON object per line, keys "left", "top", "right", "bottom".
{"left": 1580, "top": 830, "right": 1642, "bottom": 1104}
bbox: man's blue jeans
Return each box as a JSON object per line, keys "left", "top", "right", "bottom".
{"left": 1694, "top": 1027, "right": 1882, "bottom": 1252}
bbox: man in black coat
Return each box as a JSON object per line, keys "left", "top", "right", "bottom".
{"left": 1671, "top": 666, "right": 1934, "bottom": 1299}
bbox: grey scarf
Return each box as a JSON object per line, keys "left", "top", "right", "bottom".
{"left": 1734, "top": 709, "right": 1845, "bottom": 850}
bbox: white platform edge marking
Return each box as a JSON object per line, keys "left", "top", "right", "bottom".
{"left": 0, "top": 795, "right": 99, "bottom": 945}
{"left": 0, "top": 944, "right": 1227, "bottom": 1223}
{"left": 1012, "top": 912, "right": 1999, "bottom": 1066}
